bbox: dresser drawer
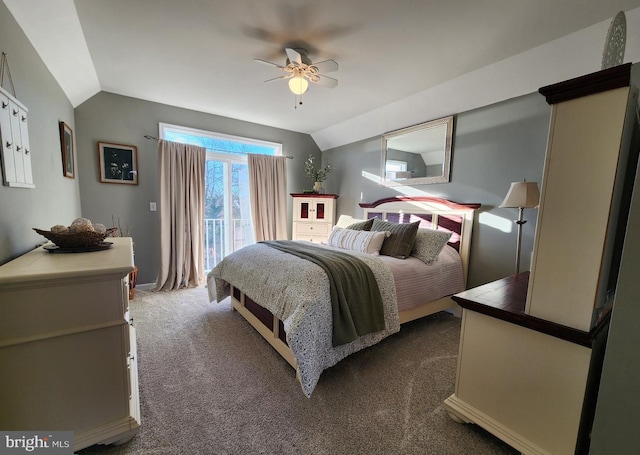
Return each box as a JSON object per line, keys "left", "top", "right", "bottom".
{"left": 294, "top": 222, "right": 330, "bottom": 236}
{"left": 0, "top": 280, "right": 126, "bottom": 345}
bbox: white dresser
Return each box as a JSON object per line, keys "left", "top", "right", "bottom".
{"left": 444, "top": 63, "right": 637, "bottom": 454}
{"left": 0, "top": 237, "right": 140, "bottom": 451}
{"left": 291, "top": 193, "right": 338, "bottom": 243}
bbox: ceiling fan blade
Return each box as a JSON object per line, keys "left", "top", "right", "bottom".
{"left": 285, "top": 48, "right": 303, "bottom": 66}
{"left": 311, "top": 75, "right": 338, "bottom": 88}
{"left": 310, "top": 59, "right": 338, "bottom": 73}
{"left": 264, "top": 74, "right": 293, "bottom": 83}
{"left": 254, "top": 58, "right": 285, "bottom": 69}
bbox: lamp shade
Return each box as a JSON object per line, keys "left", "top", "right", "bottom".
{"left": 289, "top": 76, "right": 309, "bottom": 95}
{"left": 500, "top": 181, "right": 540, "bottom": 208}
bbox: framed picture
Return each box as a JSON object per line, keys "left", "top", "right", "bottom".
{"left": 59, "top": 121, "right": 74, "bottom": 179}
{"left": 98, "top": 142, "right": 139, "bottom": 185}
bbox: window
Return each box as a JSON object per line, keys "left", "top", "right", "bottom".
{"left": 159, "top": 123, "right": 282, "bottom": 271}
{"left": 385, "top": 159, "right": 408, "bottom": 179}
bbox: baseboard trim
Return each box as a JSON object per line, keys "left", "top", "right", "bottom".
{"left": 136, "top": 283, "right": 154, "bottom": 291}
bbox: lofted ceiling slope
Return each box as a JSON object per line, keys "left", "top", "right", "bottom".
{"left": 4, "top": 0, "right": 640, "bottom": 150}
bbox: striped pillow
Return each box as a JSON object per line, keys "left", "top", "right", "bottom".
{"left": 327, "top": 227, "right": 389, "bottom": 255}
{"left": 371, "top": 219, "right": 420, "bottom": 259}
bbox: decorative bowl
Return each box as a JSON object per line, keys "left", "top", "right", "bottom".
{"left": 33, "top": 227, "right": 118, "bottom": 249}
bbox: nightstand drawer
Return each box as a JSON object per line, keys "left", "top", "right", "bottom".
{"left": 295, "top": 222, "right": 330, "bottom": 236}
{"left": 297, "top": 235, "right": 328, "bottom": 244}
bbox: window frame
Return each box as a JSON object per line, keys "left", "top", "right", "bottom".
{"left": 158, "top": 123, "right": 283, "bottom": 159}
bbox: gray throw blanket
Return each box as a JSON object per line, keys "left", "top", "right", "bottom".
{"left": 261, "top": 240, "right": 385, "bottom": 346}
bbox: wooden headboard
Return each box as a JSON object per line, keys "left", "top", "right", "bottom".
{"left": 359, "top": 196, "right": 480, "bottom": 285}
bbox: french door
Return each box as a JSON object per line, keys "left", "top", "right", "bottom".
{"left": 159, "top": 123, "right": 282, "bottom": 272}
{"left": 203, "top": 154, "right": 253, "bottom": 271}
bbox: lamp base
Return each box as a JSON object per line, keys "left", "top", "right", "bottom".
{"left": 513, "top": 210, "right": 527, "bottom": 275}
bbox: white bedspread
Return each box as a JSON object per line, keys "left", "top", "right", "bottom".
{"left": 207, "top": 242, "right": 399, "bottom": 397}
{"left": 379, "top": 245, "right": 464, "bottom": 312}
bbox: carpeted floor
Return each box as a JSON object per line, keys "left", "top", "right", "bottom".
{"left": 78, "top": 287, "right": 519, "bottom": 455}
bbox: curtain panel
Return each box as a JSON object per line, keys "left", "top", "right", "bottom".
{"left": 155, "top": 140, "right": 206, "bottom": 291}
{"left": 248, "top": 154, "right": 288, "bottom": 241}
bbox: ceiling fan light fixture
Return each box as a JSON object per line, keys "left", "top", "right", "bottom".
{"left": 289, "top": 76, "right": 309, "bottom": 95}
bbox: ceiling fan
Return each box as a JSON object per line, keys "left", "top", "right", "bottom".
{"left": 255, "top": 48, "right": 338, "bottom": 96}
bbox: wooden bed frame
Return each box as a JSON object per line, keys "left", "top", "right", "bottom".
{"left": 229, "top": 196, "right": 480, "bottom": 372}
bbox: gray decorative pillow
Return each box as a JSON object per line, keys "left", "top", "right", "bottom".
{"left": 371, "top": 219, "right": 420, "bottom": 259}
{"left": 335, "top": 215, "right": 366, "bottom": 229}
{"left": 345, "top": 218, "right": 374, "bottom": 231}
{"left": 411, "top": 229, "right": 453, "bottom": 265}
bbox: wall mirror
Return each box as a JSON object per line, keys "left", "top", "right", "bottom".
{"left": 381, "top": 115, "right": 454, "bottom": 186}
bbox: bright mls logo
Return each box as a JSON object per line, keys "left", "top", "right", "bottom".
{"left": 0, "top": 432, "right": 73, "bottom": 454}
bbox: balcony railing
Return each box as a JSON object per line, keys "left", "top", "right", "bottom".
{"left": 204, "top": 218, "right": 253, "bottom": 272}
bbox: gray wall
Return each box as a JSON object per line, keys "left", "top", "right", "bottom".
{"left": 74, "top": 92, "right": 321, "bottom": 284}
{"left": 590, "top": 158, "right": 640, "bottom": 453}
{"left": 322, "top": 93, "right": 550, "bottom": 287}
{"left": 0, "top": 2, "right": 80, "bottom": 264}
{"left": 589, "top": 87, "right": 640, "bottom": 454}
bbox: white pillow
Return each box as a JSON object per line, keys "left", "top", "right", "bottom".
{"left": 327, "top": 227, "right": 389, "bottom": 255}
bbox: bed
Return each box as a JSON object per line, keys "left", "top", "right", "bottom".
{"left": 207, "top": 196, "right": 480, "bottom": 396}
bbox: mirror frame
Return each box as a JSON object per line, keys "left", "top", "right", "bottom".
{"left": 381, "top": 115, "right": 454, "bottom": 186}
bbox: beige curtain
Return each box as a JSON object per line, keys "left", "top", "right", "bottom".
{"left": 248, "top": 154, "right": 288, "bottom": 241}
{"left": 155, "top": 140, "right": 206, "bottom": 291}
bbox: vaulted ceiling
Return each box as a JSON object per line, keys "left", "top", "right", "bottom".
{"left": 5, "top": 0, "right": 640, "bottom": 149}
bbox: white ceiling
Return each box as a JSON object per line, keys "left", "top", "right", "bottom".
{"left": 5, "top": 0, "right": 640, "bottom": 150}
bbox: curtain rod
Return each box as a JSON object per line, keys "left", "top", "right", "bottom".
{"left": 144, "top": 135, "right": 293, "bottom": 159}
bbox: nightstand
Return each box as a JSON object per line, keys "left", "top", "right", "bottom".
{"left": 291, "top": 193, "right": 338, "bottom": 243}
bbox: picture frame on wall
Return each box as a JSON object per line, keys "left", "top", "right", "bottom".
{"left": 98, "top": 142, "right": 139, "bottom": 185}
{"left": 59, "top": 121, "right": 74, "bottom": 179}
